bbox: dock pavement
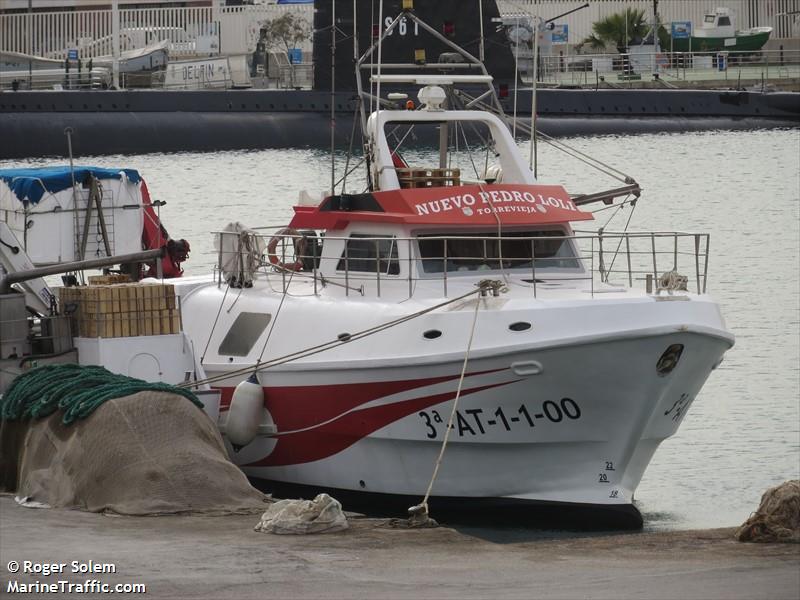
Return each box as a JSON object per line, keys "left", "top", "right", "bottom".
{"left": 1, "top": 496, "right": 798, "bottom": 599}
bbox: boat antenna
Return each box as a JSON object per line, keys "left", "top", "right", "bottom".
{"left": 479, "top": 0, "right": 485, "bottom": 62}
{"left": 512, "top": 14, "right": 520, "bottom": 138}
{"left": 330, "top": 0, "right": 336, "bottom": 196}
{"left": 376, "top": 0, "right": 384, "bottom": 129}
{"left": 529, "top": 12, "right": 540, "bottom": 178}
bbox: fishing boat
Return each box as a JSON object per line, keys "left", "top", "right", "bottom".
{"left": 671, "top": 7, "right": 772, "bottom": 53}
{"left": 173, "top": 8, "right": 732, "bottom": 527}
{"left": 0, "top": 6, "right": 734, "bottom": 528}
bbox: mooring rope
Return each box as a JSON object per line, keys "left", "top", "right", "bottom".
{"left": 409, "top": 287, "right": 482, "bottom": 523}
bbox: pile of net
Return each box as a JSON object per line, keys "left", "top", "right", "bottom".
{"left": 1, "top": 365, "right": 268, "bottom": 515}
{"left": 1, "top": 364, "right": 203, "bottom": 424}
{"left": 735, "top": 480, "right": 800, "bottom": 543}
{"left": 255, "top": 493, "right": 348, "bottom": 535}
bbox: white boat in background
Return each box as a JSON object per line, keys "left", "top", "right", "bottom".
{"left": 0, "top": 7, "right": 734, "bottom": 528}
{"left": 0, "top": 40, "right": 169, "bottom": 74}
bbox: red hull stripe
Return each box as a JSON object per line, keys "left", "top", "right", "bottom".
{"left": 246, "top": 380, "right": 516, "bottom": 467}
{"left": 217, "top": 368, "right": 504, "bottom": 430}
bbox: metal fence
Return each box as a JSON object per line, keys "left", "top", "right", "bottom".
{"left": 537, "top": 48, "right": 800, "bottom": 85}
{"left": 0, "top": 67, "right": 110, "bottom": 90}
{"left": 0, "top": 4, "right": 313, "bottom": 61}
{"left": 214, "top": 229, "right": 710, "bottom": 300}
{"left": 497, "top": 0, "right": 800, "bottom": 42}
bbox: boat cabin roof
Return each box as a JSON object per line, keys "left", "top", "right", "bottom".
{"left": 289, "top": 184, "right": 593, "bottom": 231}
{"left": 0, "top": 166, "right": 141, "bottom": 204}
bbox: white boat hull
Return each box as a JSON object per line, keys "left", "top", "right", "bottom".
{"left": 208, "top": 328, "right": 729, "bottom": 514}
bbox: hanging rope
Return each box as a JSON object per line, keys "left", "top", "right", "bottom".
{"left": 408, "top": 282, "right": 484, "bottom": 525}
{"left": 598, "top": 196, "right": 639, "bottom": 282}
{"left": 1, "top": 364, "right": 202, "bottom": 426}
{"left": 200, "top": 283, "right": 230, "bottom": 365}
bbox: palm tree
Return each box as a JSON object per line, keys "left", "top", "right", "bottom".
{"left": 581, "top": 8, "right": 649, "bottom": 53}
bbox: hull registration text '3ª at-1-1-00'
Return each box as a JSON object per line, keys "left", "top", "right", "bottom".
{"left": 418, "top": 398, "right": 582, "bottom": 439}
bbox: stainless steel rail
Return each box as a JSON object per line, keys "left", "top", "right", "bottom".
{"left": 213, "top": 229, "right": 710, "bottom": 299}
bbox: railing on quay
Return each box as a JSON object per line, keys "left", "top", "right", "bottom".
{"left": 525, "top": 49, "right": 800, "bottom": 87}
{"left": 0, "top": 68, "right": 110, "bottom": 91}
{"left": 212, "top": 229, "right": 711, "bottom": 300}
{"left": 0, "top": 4, "right": 313, "bottom": 61}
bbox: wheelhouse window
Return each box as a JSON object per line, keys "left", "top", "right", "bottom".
{"left": 717, "top": 16, "right": 731, "bottom": 26}
{"left": 418, "top": 231, "right": 580, "bottom": 274}
{"left": 337, "top": 234, "right": 400, "bottom": 275}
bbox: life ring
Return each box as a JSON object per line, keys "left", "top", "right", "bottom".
{"left": 267, "top": 227, "right": 307, "bottom": 272}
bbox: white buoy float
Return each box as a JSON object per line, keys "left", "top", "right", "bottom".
{"left": 227, "top": 372, "right": 268, "bottom": 451}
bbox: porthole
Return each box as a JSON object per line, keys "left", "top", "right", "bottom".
{"left": 337, "top": 332, "right": 352, "bottom": 342}
{"left": 509, "top": 321, "right": 531, "bottom": 332}
{"left": 423, "top": 329, "right": 442, "bottom": 340}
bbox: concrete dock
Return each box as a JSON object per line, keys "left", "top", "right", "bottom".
{"left": 1, "top": 496, "right": 798, "bottom": 599}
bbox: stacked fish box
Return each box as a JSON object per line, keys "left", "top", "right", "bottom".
{"left": 396, "top": 168, "right": 461, "bottom": 188}
{"left": 57, "top": 283, "right": 182, "bottom": 338}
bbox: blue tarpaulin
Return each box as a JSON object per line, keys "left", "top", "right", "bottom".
{"left": 0, "top": 166, "right": 142, "bottom": 204}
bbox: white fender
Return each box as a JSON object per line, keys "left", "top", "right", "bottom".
{"left": 227, "top": 372, "right": 267, "bottom": 450}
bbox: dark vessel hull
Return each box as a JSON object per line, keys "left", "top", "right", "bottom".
{"left": 1, "top": 88, "right": 798, "bottom": 158}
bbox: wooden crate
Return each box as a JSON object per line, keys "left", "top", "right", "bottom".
{"left": 397, "top": 167, "right": 461, "bottom": 188}
{"left": 55, "top": 283, "right": 180, "bottom": 338}
{"left": 87, "top": 274, "right": 132, "bottom": 285}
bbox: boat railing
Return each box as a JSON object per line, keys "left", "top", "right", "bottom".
{"left": 213, "top": 229, "right": 710, "bottom": 300}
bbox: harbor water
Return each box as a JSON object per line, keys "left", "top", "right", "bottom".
{"left": 2, "top": 127, "right": 798, "bottom": 531}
